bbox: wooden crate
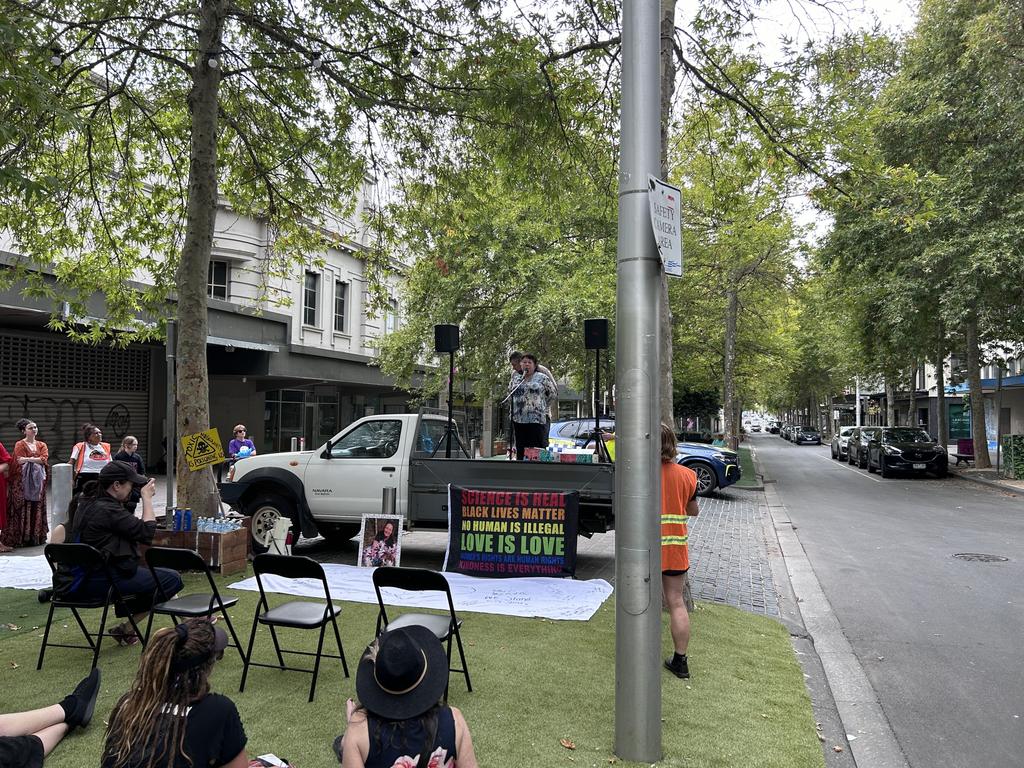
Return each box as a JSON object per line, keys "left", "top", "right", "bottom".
{"left": 148, "top": 525, "right": 249, "bottom": 575}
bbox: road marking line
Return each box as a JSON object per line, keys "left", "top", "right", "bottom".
{"left": 811, "top": 452, "right": 882, "bottom": 482}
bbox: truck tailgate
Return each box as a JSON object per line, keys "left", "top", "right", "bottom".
{"left": 408, "top": 458, "right": 615, "bottom": 532}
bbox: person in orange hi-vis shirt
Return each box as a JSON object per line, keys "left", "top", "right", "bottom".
{"left": 659, "top": 424, "right": 700, "bottom": 679}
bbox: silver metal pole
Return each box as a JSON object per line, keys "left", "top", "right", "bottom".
{"left": 166, "top": 319, "right": 176, "bottom": 522}
{"left": 996, "top": 366, "right": 1003, "bottom": 475}
{"left": 382, "top": 486, "right": 397, "bottom": 515}
{"left": 50, "top": 463, "right": 73, "bottom": 532}
{"left": 615, "top": 0, "right": 662, "bottom": 759}
{"left": 855, "top": 376, "right": 861, "bottom": 429}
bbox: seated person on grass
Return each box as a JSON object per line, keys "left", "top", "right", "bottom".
{"left": 334, "top": 626, "right": 478, "bottom": 768}
{"left": 102, "top": 618, "right": 247, "bottom": 768}
{"left": 0, "top": 669, "right": 101, "bottom": 768}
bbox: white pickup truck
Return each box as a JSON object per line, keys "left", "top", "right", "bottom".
{"left": 220, "top": 413, "right": 615, "bottom": 549}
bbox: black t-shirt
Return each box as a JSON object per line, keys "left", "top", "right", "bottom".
{"left": 102, "top": 693, "right": 247, "bottom": 768}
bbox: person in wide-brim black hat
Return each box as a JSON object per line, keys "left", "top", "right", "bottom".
{"left": 335, "top": 626, "right": 479, "bottom": 767}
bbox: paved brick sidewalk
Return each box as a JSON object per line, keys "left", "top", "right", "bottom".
{"left": 302, "top": 489, "right": 782, "bottom": 619}
{"left": 687, "top": 492, "right": 780, "bottom": 617}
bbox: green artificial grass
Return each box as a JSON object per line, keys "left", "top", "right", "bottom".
{"left": 734, "top": 447, "right": 760, "bottom": 488}
{"left": 0, "top": 570, "right": 823, "bottom": 768}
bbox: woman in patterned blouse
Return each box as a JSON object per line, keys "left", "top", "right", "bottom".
{"left": 510, "top": 354, "right": 557, "bottom": 460}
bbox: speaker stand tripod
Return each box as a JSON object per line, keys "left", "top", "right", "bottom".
{"left": 587, "top": 348, "right": 613, "bottom": 462}
{"left": 431, "top": 349, "right": 469, "bottom": 458}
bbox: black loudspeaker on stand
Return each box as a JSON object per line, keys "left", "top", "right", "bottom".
{"left": 583, "top": 318, "right": 612, "bottom": 463}
{"left": 432, "top": 324, "right": 469, "bottom": 458}
{"left": 584, "top": 318, "right": 608, "bottom": 350}
{"left": 435, "top": 324, "right": 460, "bottom": 354}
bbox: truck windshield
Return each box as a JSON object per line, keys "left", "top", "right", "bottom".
{"left": 330, "top": 420, "right": 402, "bottom": 459}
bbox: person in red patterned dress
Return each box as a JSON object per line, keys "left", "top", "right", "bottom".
{"left": 0, "top": 440, "right": 11, "bottom": 552}
{"left": 1, "top": 419, "right": 49, "bottom": 549}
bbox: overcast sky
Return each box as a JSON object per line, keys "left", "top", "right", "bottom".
{"left": 750, "top": 0, "right": 919, "bottom": 61}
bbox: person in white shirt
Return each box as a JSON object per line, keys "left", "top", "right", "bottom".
{"left": 70, "top": 424, "right": 112, "bottom": 495}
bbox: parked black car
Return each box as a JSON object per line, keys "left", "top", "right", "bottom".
{"left": 847, "top": 426, "right": 881, "bottom": 468}
{"left": 792, "top": 425, "right": 822, "bottom": 445}
{"left": 867, "top": 427, "right": 948, "bottom": 478}
{"left": 768, "top": 421, "right": 781, "bottom": 434}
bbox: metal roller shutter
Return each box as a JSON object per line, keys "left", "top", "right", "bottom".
{"left": 0, "top": 333, "right": 152, "bottom": 466}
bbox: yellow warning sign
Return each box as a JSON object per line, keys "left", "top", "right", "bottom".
{"left": 181, "top": 428, "right": 225, "bottom": 471}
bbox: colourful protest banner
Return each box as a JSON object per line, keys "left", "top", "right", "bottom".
{"left": 443, "top": 486, "right": 579, "bottom": 577}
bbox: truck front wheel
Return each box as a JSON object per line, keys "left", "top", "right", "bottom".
{"left": 247, "top": 493, "right": 297, "bottom": 554}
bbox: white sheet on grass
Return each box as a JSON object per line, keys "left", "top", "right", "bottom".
{"left": 227, "top": 563, "right": 612, "bottom": 621}
{"left": 0, "top": 555, "right": 52, "bottom": 590}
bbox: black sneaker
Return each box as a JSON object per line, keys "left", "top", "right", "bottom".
{"left": 664, "top": 655, "right": 690, "bottom": 679}
{"left": 64, "top": 668, "right": 101, "bottom": 729}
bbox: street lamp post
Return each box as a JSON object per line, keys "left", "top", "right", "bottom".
{"left": 614, "top": 0, "right": 662, "bottom": 761}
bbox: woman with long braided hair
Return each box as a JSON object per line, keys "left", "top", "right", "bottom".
{"left": 102, "top": 618, "right": 248, "bottom": 768}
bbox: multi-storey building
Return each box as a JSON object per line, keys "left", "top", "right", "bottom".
{"left": 0, "top": 189, "right": 416, "bottom": 466}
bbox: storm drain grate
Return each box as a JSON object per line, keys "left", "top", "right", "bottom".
{"left": 952, "top": 553, "right": 1009, "bottom": 563}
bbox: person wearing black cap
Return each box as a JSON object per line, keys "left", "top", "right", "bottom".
{"left": 336, "top": 626, "right": 478, "bottom": 768}
{"left": 0, "top": 668, "right": 101, "bottom": 768}
{"left": 103, "top": 618, "right": 247, "bottom": 768}
{"left": 52, "top": 460, "right": 183, "bottom": 645}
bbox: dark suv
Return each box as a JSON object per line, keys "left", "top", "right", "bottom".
{"left": 847, "top": 426, "right": 881, "bottom": 468}
{"left": 867, "top": 427, "right": 948, "bottom": 478}
{"left": 792, "top": 425, "right": 822, "bottom": 445}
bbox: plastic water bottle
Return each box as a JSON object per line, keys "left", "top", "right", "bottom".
{"left": 183, "top": 508, "right": 192, "bottom": 532}
{"left": 173, "top": 508, "right": 182, "bottom": 532}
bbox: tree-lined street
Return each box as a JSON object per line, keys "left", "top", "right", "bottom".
{"left": 753, "top": 432, "right": 1024, "bottom": 767}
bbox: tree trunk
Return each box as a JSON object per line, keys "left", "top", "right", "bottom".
{"left": 658, "top": 0, "right": 677, "bottom": 428}
{"left": 884, "top": 378, "right": 895, "bottom": 426}
{"left": 175, "top": 0, "right": 226, "bottom": 517}
{"left": 906, "top": 365, "right": 917, "bottom": 426}
{"left": 723, "top": 286, "right": 738, "bottom": 450}
{"left": 935, "top": 325, "right": 947, "bottom": 449}
{"left": 965, "top": 317, "right": 992, "bottom": 468}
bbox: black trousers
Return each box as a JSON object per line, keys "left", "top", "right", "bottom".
{"left": 513, "top": 422, "right": 547, "bottom": 460}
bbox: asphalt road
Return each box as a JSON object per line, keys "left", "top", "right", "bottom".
{"left": 752, "top": 433, "right": 1024, "bottom": 768}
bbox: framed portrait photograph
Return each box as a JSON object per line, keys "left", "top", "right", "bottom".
{"left": 358, "top": 514, "right": 403, "bottom": 568}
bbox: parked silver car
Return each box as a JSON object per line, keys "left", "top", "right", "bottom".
{"left": 830, "top": 426, "right": 856, "bottom": 460}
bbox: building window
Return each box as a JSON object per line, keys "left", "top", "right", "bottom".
{"left": 208, "top": 260, "right": 229, "bottom": 300}
{"left": 334, "top": 281, "right": 348, "bottom": 333}
{"left": 385, "top": 298, "right": 398, "bottom": 334}
{"left": 303, "top": 271, "right": 319, "bottom": 326}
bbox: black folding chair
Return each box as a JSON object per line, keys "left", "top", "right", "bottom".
{"left": 142, "top": 547, "right": 244, "bottom": 661}
{"left": 239, "top": 554, "right": 349, "bottom": 702}
{"left": 372, "top": 566, "right": 472, "bottom": 699}
{"left": 37, "top": 543, "right": 146, "bottom": 670}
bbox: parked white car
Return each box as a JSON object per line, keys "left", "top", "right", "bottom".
{"left": 830, "top": 426, "right": 856, "bottom": 460}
